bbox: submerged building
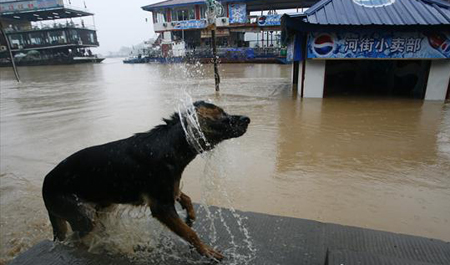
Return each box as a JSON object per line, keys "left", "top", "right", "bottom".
{"left": 0, "top": 0, "right": 103, "bottom": 66}
{"left": 140, "top": 0, "right": 318, "bottom": 63}
{"left": 282, "top": 0, "right": 450, "bottom": 100}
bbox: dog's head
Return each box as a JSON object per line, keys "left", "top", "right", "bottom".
{"left": 191, "top": 101, "right": 250, "bottom": 149}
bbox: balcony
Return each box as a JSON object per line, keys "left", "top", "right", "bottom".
{"left": 6, "top": 24, "right": 99, "bottom": 51}
{"left": 0, "top": 0, "right": 93, "bottom": 21}
{"left": 4, "top": 22, "right": 96, "bottom": 33}
{"left": 152, "top": 15, "right": 282, "bottom": 33}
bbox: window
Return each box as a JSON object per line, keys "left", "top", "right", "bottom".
{"left": 88, "top": 32, "right": 95, "bottom": 43}
{"left": 200, "top": 5, "right": 206, "bottom": 19}
{"left": 9, "top": 34, "right": 23, "bottom": 47}
{"left": 29, "top": 32, "right": 43, "bottom": 45}
{"left": 70, "top": 30, "right": 79, "bottom": 42}
{"left": 48, "top": 30, "right": 66, "bottom": 44}
{"left": 189, "top": 8, "right": 195, "bottom": 20}
{"left": 176, "top": 9, "right": 187, "bottom": 21}
{"left": 174, "top": 7, "right": 195, "bottom": 21}
{"left": 156, "top": 9, "right": 166, "bottom": 23}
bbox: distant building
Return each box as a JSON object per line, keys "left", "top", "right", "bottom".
{"left": 282, "top": 0, "right": 450, "bottom": 100}
{"left": 0, "top": 0, "right": 103, "bottom": 66}
{"left": 140, "top": 0, "right": 318, "bottom": 63}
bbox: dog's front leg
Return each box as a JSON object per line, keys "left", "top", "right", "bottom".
{"left": 151, "top": 202, "right": 223, "bottom": 260}
{"left": 177, "top": 192, "right": 196, "bottom": 227}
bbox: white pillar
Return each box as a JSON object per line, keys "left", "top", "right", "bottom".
{"left": 303, "top": 59, "right": 326, "bottom": 98}
{"left": 425, "top": 60, "right": 450, "bottom": 101}
{"left": 298, "top": 60, "right": 304, "bottom": 87}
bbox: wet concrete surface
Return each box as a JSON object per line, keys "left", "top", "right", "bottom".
{"left": 9, "top": 206, "right": 450, "bottom": 265}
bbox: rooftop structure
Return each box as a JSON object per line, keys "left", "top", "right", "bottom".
{"left": 142, "top": 0, "right": 318, "bottom": 12}
{"left": 0, "top": 0, "right": 103, "bottom": 66}
{"left": 287, "top": 0, "right": 450, "bottom": 27}
{"left": 0, "top": 0, "right": 93, "bottom": 21}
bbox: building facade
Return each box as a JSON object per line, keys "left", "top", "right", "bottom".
{"left": 283, "top": 0, "right": 450, "bottom": 101}
{"left": 141, "top": 0, "right": 318, "bottom": 62}
{"left": 0, "top": 0, "right": 102, "bottom": 66}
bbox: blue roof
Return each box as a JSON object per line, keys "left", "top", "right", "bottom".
{"left": 291, "top": 0, "right": 450, "bottom": 26}
{"left": 142, "top": 0, "right": 204, "bottom": 11}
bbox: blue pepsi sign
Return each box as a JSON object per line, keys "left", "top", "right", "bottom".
{"left": 173, "top": 20, "right": 207, "bottom": 30}
{"left": 311, "top": 34, "right": 334, "bottom": 56}
{"left": 307, "top": 31, "right": 450, "bottom": 59}
{"left": 257, "top": 15, "right": 281, "bottom": 26}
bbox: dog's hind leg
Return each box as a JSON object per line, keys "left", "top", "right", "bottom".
{"left": 45, "top": 194, "right": 95, "bottom": 240}
{"left": 48, "top": 212, "right": 68, "bottom": 241}
{"left": 177, "top": 192, "right": 196, "bottom": 227}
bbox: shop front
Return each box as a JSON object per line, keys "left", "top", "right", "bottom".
{"left": 283, "top": 0, "right": 450, "bottom": 100}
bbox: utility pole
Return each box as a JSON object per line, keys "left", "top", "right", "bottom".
{"left": 210, "top": 25, "right": 220, "bottom": 92}
{"left": 0, "top": 21, "right": 20, "bottom": 82}
{"left": 205, "top": 0, "right": 223, "bottom": 92}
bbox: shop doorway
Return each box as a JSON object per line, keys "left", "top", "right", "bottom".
{"left": 324, "top": 60, "right": 431, "bottom": 99}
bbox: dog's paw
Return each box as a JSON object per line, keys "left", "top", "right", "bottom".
{"left": 199, "top": 245, "right": 224, "bottom": 261}
{"left": 185, "top": 213, "right": 196, "bottom": 227}
{"left": 185, "top": 217, "right": 194, "bottom": 227}
{"left": 187, "top": 208, "right": 196, "bottom": 221}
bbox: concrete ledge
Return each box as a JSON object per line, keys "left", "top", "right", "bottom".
{"left": 9, "top": 207, "right": 450, "bottom": 265}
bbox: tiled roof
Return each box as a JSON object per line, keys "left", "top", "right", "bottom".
{"left": 289, "top": 0, "right": 450, "bottom": 26}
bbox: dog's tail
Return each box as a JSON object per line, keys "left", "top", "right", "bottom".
{"left": 48, "top": 213, "right": 68, "bottom": 241}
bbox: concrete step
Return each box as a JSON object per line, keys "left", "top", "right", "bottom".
{"left": 8, "top": 206, "right": 450, "bottom": 265}
{"left": 326, "top": 248, "right": 442, "bottom": 265}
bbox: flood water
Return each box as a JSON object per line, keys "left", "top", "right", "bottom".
{"left": 1, "top": 59, "right": 450, "bottom": 263}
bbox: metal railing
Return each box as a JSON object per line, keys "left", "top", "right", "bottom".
{"left": 4, "top": 22, "right": 95, "bottom": 33}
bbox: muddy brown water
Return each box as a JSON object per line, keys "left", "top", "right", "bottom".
{"left": 1, "top": 59, "right": 449, "bottom": 263}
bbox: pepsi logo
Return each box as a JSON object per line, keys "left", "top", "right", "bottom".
{"left": 313, "top": 34, "right": 335, "bottom": 56}
{"left": 258, "top": 16, "right": 266, "bottom": 26}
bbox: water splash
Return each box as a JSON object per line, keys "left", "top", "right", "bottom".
{"left": 177, "top": 94, "right": 256, "bottom": 264}
{"left": 177, "top": 93, "right": 210, "bottom": 154}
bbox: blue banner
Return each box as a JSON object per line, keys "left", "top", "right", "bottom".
{"left": 173, "top": 20, "right": 207, "bottom": 30}
{"left": 287, "top": 35, "right": 303, "bottom": 62}
{"left": 229, "top": 3, "right": 246, "bottom": 24}
{"left": 307, "top": 31, "right": 450, "bottom": 59}
{"left": 257, "top": 15, "right": 281, "bottom": 26}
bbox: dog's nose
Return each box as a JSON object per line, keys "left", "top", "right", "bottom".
{"left": 239, "top": 116, "right": 250, "bottom": 124}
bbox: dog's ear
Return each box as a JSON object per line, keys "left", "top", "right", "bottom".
{"left": 193, "top": 101, "right": 206, "bottom": 108}
{"left": 163, "top": 113, "right": 180, "bottom": 126}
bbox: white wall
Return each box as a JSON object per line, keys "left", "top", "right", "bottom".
{"left": 425, "top": 60, "right": 450, "bottom": 101}
{"left": 172, "top": 41, "right": 186, "bottom": 57}
{"left": 297, "top": 60, "right": 303, "bottom": 92}
{"left": 163, "top": 31, "right": 172, "bottom": 42}
{"left": 303, "top": 59, "right": 326, "bottom": 98}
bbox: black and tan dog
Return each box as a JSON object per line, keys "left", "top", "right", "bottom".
{"left": 42, "top": 101, "right": 250, "bottom": 260}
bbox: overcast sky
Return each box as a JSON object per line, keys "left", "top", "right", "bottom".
{"left": 83, "top": 0, "right": 160, "bottom": 54}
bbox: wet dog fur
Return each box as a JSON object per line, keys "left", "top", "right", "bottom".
{"left": 42, "top": 101, "right": 250, "bottom": 260}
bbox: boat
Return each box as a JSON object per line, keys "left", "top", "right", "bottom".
{"left": 0, "top": 0, "right": 104, "bottom": 67}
